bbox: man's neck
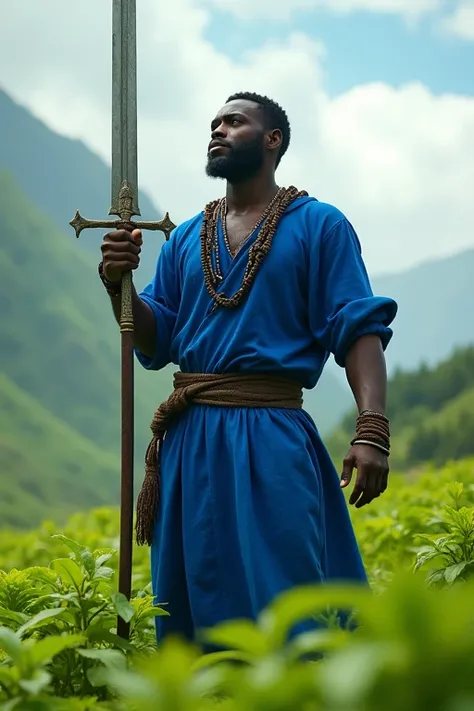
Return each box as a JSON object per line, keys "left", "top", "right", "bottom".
{"left": 225, "top": 174, "right": 279, "bottom": 215}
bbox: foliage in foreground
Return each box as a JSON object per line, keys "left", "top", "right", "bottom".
{"left": 1, "top": 458, "right": 474, "bottom": 709}
{"left": 2, "top": 568, "right": 474, "bottom": 710}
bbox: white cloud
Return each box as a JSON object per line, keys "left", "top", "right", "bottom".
{"left": 198, "top": 0, "right": 441, "bottom": 21}
{"left": 0, "top": 0, "right": 473, "bottom": 276}
{"left": 440, "top": 1, "right": 474, "bottom": 40}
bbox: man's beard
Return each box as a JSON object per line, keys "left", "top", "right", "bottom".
{"left": 205, "top": 134, "right": 265, "bottom": 183}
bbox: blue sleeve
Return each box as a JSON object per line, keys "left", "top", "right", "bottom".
{"left": 134, "top": 232, "right": 181, "bottom": 371}
{"left": 309, "top": 217, "right": 397, "bottom": 367}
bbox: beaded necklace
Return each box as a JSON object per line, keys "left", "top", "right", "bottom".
{"left": 200, "top": 185, "right": 308, "bottom": 310}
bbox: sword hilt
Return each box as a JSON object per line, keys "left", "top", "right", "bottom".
{"left": 70, "top": 180, "right": 176, "bottom": 333}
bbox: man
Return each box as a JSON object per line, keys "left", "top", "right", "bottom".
{"left": 99, "top": 91, "right": 397, "bottom": 644}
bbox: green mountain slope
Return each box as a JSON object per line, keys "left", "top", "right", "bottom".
{"left": 0, "top": 89, "right": 164, "bottom": 289}
{"left": 0, "top": 169, "right": 173, "bottom": 478}
{"left": 326, "top": 345, "right": 474, "bottom": 470}
{"left": 0, "top": 374, "right": 120, "bottom": 528}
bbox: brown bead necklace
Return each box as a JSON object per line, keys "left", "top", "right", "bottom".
{"left": 201, "top": 185, "right": 308, "bottom": 310}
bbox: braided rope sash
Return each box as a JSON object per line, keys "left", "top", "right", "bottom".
{"left": 135, "top": 372, "right": 303, "bottom": 545}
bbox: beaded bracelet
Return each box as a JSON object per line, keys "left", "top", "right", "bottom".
{"left": 98, "top": 261, "right": 122, "bottom": 298}
{"left": 351, "top": 410, "right": 391, "bottom": 456}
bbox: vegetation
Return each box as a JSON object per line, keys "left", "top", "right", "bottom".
{"left": 327, "top": 345, "right": 474, "bottom": 470}
{"left": 1, "top": 458, "right": 474, "bottom": 709}
{"left": 0, "top": 169, "right": 175, "bottom": 528}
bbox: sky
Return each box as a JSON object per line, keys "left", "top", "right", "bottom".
{"left": 1, "top": 0, "right": 474, "bottom": 276}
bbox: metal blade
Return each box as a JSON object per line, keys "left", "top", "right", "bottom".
{"left": 109, "top": 0, "right": 140, "bottom": 218}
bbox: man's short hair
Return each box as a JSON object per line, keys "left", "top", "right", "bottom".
{"left": 226, "top": 91, "right": 291, "bottom": 166}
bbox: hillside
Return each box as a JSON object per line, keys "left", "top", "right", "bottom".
{"left": 0, "top": 88, "right": 163, "bottom": 290}
{"left": 0, "top": 170, "right": 176, "bottom": 523}
{"left": 372, "top": 249, "right": 474, "bottom": 373}
{"left": 0, "top": 374, "right": 119, "bottom": 528}
{"left": 326, "top": 345, "right": 474, "bottom": 470}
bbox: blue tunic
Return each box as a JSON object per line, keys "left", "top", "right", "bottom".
{"left": 135, "top": 195, "right": 397, "bottom": 643}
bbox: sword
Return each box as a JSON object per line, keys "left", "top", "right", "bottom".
{"left": 69, "top": 0, "right": 175, "bottom": 639}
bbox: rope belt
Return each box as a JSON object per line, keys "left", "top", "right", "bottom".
{"left": 135, "top": 371, "right": 303, "bottom": 545}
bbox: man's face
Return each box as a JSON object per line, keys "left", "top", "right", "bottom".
{"left": 205, "top": 100, "right": 266, "bottom": 183}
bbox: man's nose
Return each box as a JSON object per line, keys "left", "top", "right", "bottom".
{"left": 211, "top": 122, "right": 226, "bottom": 139}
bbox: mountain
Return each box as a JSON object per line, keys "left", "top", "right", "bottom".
{"left": 326, "top": 345, "right": 474, "bottom": 470}
{"left": 0, "top": 88, "right": 163, "bottom": 290}
{"left": 0, "top": 374, "right": 119, "bottom": 528}
{"left": 372, "top": 249, "right": 474, "bottom": 373}
{"left": 0, "top": 169, "right": 176, "bottom": 525}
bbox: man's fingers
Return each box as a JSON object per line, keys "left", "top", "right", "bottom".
{"left": 131, "top": 228, "right": 143, "bottom": 246}
{"left": 353, "top": 465, "right": 385, "bottom": 508}
{"left": 349, "top": 468, "right": 367, "bottom": 506}
{"left": 340, "top": 453, "right": 355, "bottom": 489}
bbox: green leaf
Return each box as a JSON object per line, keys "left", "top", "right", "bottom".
{"left": 426, "top": 569, "right": 446, "bottom": 586}
{"left": 0, "top": 608, "right": 28, "bottom": 626}
{"left": 95, "top": 553, "right": 115, "bottom": 569}
{"left": 414, "top": 550, "right": 439, "bottom": 572}
{"left": 86, "top": 626, "right": 135, "bottom": 652}
{"left": 137, "top": 605, "right": 169, "bottom": 619}
{"left": 0, "top": 626, "right": 23, "bottom": 664}
{"left": 18, "top": 669, "right": 51, "bottom": 695}
{"left": 286, "top": 628, "right": 349, "bottom": 661}
{"left": 17, "top": 607, "right": 65, "bottom": 638}
{"left": 111, "top": 593, "right": 135, "bottom": 623}
{"left": 200, "top": 619, "right": 268, "bottom": 656}
{"left": 86, "top": 665, "right": 110, "bottom": 688}
{"left": 93, "top": 567, "right": 114, "bottom": 581}
{"left": 259, "top": 584, "right": 368, "bottom": 649}
{"left": 50, "top": 558, "right": 84, "bottom": 588}
{"left": 191, "top": 649, "right": 253, "bottom": 671}
{"left": 445, "top": 561, "right": 469, "bottom": 584}
{"left": 319, "top": 641, "right": 405, "bottom": 705}
{"left": 50, "top": 535, "right": 85, "bottom": 557}
{"left": 29, "top": 633, "right": 85, "bottom": 667}
{"left": 77, "top": 647, "right": 126, "bottom": 670}
{"left": 80, "top": 550, "right": 96, "bottom": 579}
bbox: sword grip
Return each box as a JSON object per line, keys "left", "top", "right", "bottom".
{"left": 120, "top": 271, "right": 134, "bottom": 333}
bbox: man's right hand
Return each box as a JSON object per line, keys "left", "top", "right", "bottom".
{"left": 101, "top": 225, "right": 143, "bottom": 283}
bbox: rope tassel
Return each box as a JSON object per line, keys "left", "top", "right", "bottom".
{"left": 135, "top": 434, "right": 162, "bottom": 546}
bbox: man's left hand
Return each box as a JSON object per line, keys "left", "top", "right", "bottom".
{"left": 340, "top": 443, "right": 389, "bottom": 508}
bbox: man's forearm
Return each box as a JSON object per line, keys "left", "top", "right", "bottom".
{"left": 344, "top": 334, "right": 387, "bottom": 414}
{"left": 109, "top": 284, "right": 156, "bottom": 359}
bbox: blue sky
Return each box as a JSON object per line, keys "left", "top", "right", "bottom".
{"left": 206, "top": 7, "right": 474, "bottom": 97}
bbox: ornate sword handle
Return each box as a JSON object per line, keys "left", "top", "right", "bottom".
{"left": 69, "top": 180, "right": 176, "bottom": 334}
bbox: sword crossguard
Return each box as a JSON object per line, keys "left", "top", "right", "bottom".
{"left": 70, "top": 180, "right": 176, "bottom": 333}
{"left": 69, "top": 211, "right": 176, "bottom": 241}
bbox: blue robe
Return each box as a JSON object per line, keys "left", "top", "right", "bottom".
{"left": 135, "top": 195, "right": 397, "bottom": 643}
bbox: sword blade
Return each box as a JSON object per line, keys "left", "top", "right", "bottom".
{"left": 109, "top": 0, "right": 140, "bottom": 218}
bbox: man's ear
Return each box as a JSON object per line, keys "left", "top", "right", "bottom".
{"left": 266, "top": 128, "right": 282, "bottom": 154}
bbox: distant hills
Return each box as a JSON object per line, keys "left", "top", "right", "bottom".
{"left": 326, "top": 345, "right": 474, "bottom": 471}
{"left": 0, "top": 86, "right": 473, "bottom": 527}
{"left": 371, "top": 250, "right": 474, "bottom": 373}
{"left": 0, "top": 170, "right": 172, "bottom": 527}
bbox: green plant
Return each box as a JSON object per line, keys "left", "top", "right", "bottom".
{"left": 414, "top": 483, "right": 474, "bottom": 586}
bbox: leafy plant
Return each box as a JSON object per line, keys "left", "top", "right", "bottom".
{"left": 414, "top": 483, "right": 474, "bottom": 586}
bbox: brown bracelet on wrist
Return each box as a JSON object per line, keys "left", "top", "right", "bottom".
{"left": 98, "top": 261, "right": 122, "bottom": 298}
{"left": 350, "top": 411, "right": 391, "bottom": 456}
